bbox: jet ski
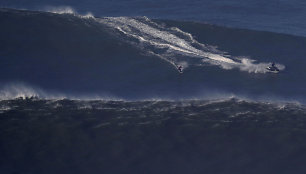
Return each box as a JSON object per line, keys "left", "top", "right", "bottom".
{"left": 266, "top": 62, "right": 279, "bottom": 73}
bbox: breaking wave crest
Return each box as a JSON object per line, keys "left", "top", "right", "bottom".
{"left": 0, "top": 83, "right": 122, "bottom": 101}
{"left": 0, "top": 83, "right": 60, "bottom": 100}
{"left": 0, "top": 83, "right": 303, "bottom": 107}
{"left": 44, "top": 6, "right": 94, "bottom": 19}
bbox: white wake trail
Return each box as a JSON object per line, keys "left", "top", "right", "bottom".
{"left": 42, "top": 6, "right": 284, "bottom": 73}
{"left": 99, "top": 16, "right": 284, "bottom": 73}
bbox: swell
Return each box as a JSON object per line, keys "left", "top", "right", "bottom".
{"left": 1, "top": 97, "right": 306, "bottom": 174}
{"left": 1, "top": 8, "right": 306, "bottom": 101}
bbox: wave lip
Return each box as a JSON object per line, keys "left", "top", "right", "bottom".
{"left": 0, "top": 84, "right": 41, "bottom": 100}
{"left": 0, "top": 83, "right": 124, "bottom": 101}
{"left": 43, "top": 6, "right": 94, "bottom": 18}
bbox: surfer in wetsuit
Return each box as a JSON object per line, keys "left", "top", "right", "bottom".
{"left": 272, "top": 62, "right": 275, "bottom": 67}
{"left": 178, "top": 65, "right": 183, "bottom": 73}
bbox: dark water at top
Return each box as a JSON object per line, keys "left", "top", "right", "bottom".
{"left": 1, "top": 0, "right": 306, "bottom": 37}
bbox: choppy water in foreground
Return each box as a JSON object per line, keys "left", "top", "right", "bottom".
{"left": 1, "top": 98, "right": 306, "bottom": 174}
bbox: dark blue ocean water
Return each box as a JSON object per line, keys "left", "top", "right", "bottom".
{"left": 1, "top": 0, "right": 306, "bottom": 36}
{"left": 1, "top": 1, "right": 306, "bottom": 174}
{"left": 1, "top": 98, "right": 306, "bottom": 174}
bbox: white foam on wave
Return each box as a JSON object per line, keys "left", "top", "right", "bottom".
{"left": 100, "top": 17, "right": 236, "bottom": 63}
{"left": 238, "top": 58, "right": 285, "bottom": 73}
{"left": 0, "top": 83, "right": 64, "bottom": 100}
{"left": 45, "top": 6, "right": 75, "bottom": 14}
{"left": 0, "top": 83, "right": 123, "bottom": 101}
{"left": 0, "top": 82, "right": 233, "bottom": 102}
{"left": 44, "top": 6, "right": 94, "bottom": 19}
{"left": 0, "top": 105, "right": 11, "bottom": 113}
{"left": 98, "top": 16, "right": 285, "bottom": 73}
{"left": 0, "top": 84, "right": 40, "bottom": 100}
{"left": 0, "top": 83, "right": 304, "bottom": 107}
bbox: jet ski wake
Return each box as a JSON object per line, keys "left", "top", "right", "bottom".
{"left": 266, "top": 62, "right": 280, "bottom": 73}
{"left": 98, "top": 17, "right": 285, "bottom": 74}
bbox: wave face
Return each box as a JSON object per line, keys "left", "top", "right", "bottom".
{"left": 0, "top": 8, "right": 306, "bottom": 102}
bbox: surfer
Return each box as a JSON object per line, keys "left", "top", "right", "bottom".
{"left": 178, "top": 65, "right": 183, "bottom": 73}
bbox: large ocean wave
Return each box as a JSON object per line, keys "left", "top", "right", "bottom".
{"left": 2, "top": 8, "right": 306, "bottom": 174}
{"left": 0, "top": 8, "right": 306, "bottom": 102}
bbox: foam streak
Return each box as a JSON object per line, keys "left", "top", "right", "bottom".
{"left": 99, "top": 17, "right": 284, "bottom": 73}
